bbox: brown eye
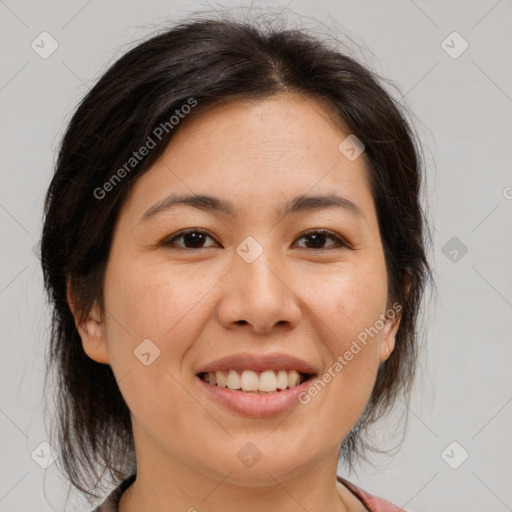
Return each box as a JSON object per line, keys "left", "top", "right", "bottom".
{"left": 295, "top": 229, "right": 349, "bottom": 250}
{"left": 161, "top": 228, "right": 350, "bottom": 251}
{"left": 162, "top": 229, "right": 218, "bottom": 250}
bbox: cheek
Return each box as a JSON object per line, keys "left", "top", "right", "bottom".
{"left": 301, "top": 261, "right": 387, "bottom": 411}
{"left": 297, "top": 295, "right": 383, "bottom": 444}
{"left": 101, "top": 262, "right": 220, "bottom": 436}
{"left": 100, "top": 259, "right": 227, "bottom": 417}
{"left": 307, "top": 262, "right": 388, "bottom": 348}
{"left": 104, "top": 260, "right": 220, "bottom": 352}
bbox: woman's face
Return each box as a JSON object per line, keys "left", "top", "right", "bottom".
{"left": 78, "top": 93, "right": 401, "bottom": 487}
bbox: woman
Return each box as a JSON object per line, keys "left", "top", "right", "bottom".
{"left": 41, "top": 12, "right": 434, "bottom": 512}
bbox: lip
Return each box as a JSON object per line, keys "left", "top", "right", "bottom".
{"left": 195, "top": 352, "right": 318, "bottom": 418}
{"left": 196, "top": 374, "right": 316, "bottom": 418}
{"left": 195, "top": 352, "right": 318, "bottom": 374}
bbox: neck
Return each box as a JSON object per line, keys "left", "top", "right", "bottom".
{"left": 118, "top": 452, "right": 351, "bottom": 512}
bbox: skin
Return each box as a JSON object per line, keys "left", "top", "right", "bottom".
{"left": 70, "top": 93, "right": 402, "bottom": 512}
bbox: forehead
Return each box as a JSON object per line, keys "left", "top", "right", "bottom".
{"left": 168, "top": 93, "right": 354, "bottom": 162}
{"left": 120, "top": 94, "right": 376, "bottom": 226}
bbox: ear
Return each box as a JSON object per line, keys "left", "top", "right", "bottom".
{"left": 378, "top": 306, "right": 401, "bottom": 363}
{"left": 379, "top": 274, "right": 410, "bottom": 363}
{"left": 67, "top": 279, "right": 110, "bottom": 365}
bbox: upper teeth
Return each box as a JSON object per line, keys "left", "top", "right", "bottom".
{"left": 202, "top": 369, "right": 305, "bottom": 392}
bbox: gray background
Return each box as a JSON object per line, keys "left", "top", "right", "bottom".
{"left": 1, "top": 0, "right": 511, "bottom": 511}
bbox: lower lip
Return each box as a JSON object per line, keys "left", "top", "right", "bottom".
{"left": 196, "top": 376, "right": 314, "bottom": 418}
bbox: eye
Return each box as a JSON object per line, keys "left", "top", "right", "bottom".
{"left": 161, "top": 228, "right": 218, "bottom": 250}
{"left": 294, "top": 229, "right": 350, "bottom": 251}
{"left": 161, "top": 228, "right": 350, "bottom": 251}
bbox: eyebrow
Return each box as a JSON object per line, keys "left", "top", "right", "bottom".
{"left": 140, "top": 192, "right": 365, "bottom": 222}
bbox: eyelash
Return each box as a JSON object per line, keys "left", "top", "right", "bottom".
{"left": 161, "top": 228, "right": 351, "bottom": 252}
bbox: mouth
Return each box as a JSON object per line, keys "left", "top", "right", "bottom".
{"left": 194, "top": 353, "right": 318, "bottom": 417}
{"left": 196, "top": 369, "right": 314, "bottom": 393}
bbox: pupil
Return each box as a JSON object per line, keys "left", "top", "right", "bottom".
{"left": 185, "top": 232, "right": 204, "bottom": 247}
{"left": 307, "top": 233, "right": 325, "bottom": 248}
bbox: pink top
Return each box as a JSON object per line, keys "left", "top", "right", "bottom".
{"left": 93, "top": 474, "right": 406, "bottom": 511}
{"left": 338, "top": 476, "right": 406, "bottom": 511}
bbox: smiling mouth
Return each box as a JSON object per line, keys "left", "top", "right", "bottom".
{"left": 197, "top": 369, "right": 314, "bottom": 393}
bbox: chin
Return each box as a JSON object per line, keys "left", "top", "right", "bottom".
{"left": 189, "top": 438, "right": 322, "bottom": 487}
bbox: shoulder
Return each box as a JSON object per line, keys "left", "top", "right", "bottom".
{"left": 90, "top": 474, "right": 137, "bottom": 512}
{"left": 337, "top": 476, "right": 406, "bottom": 512}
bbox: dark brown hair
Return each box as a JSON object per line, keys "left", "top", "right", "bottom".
{"left": 41, "top": 10, "right": 435, "bottom": 501}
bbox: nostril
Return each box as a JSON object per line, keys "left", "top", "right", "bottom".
{"left": 235, "top": 320, "right": 247, "bottom": 325}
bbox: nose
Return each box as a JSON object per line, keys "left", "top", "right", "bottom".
{"left": 216, "top": 247, "right": 302, "bottom": 334}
